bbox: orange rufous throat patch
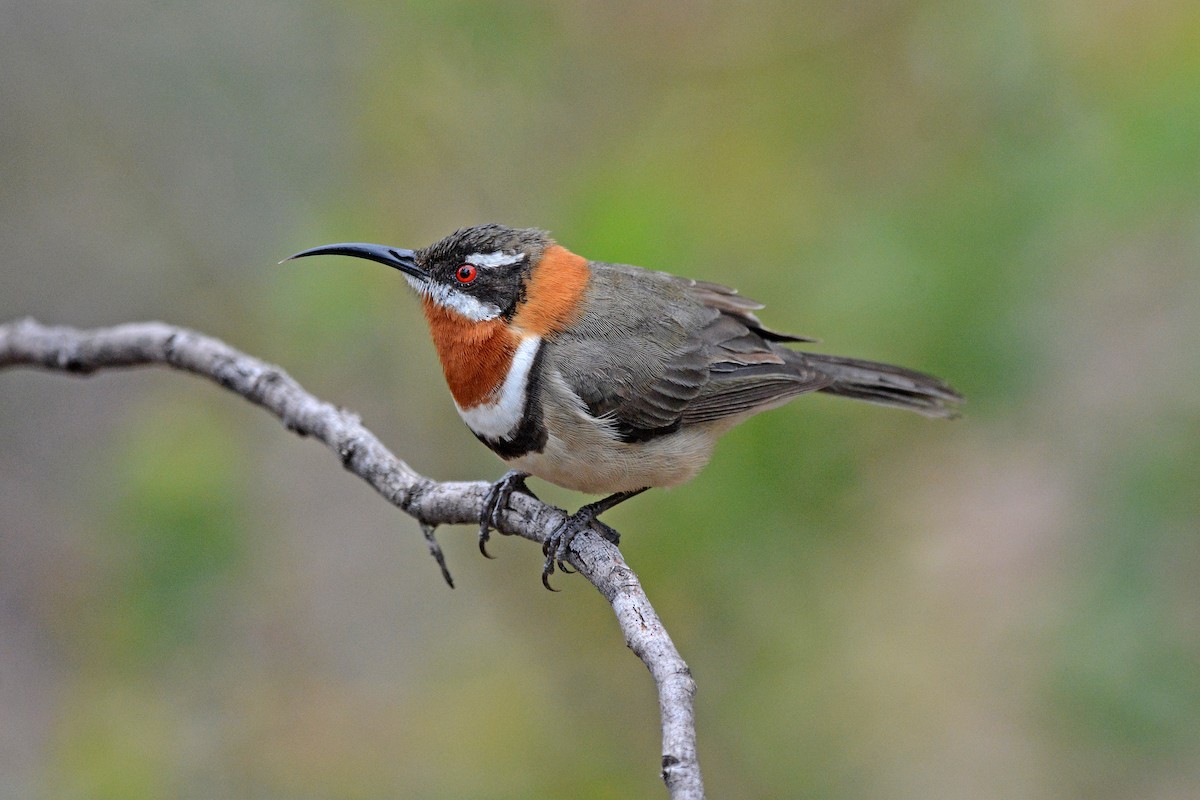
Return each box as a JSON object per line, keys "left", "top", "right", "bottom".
{"left": 421, "top": 300, "right": 521, "bottom": 410}
{"left": 512, "top": 245, "right": 590, "bottom": 336}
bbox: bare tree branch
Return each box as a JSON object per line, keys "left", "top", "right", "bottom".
{"left": 0, "top": 318, "right": 704, "bottom": 799}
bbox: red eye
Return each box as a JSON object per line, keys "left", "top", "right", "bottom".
{"left": 455, "top": 264, "right": 477, "bottom": 284}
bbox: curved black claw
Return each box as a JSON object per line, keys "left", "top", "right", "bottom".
{"left": 478, "top": 470, "right": 536, "bottom": 558}
{"left": 540, "top": 522, "right": 575, "bottom": 591}
{"left": 539, "top": 494, "right": 640, "bottom": 591}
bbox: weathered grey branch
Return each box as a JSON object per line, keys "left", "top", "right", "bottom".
{"left": 0, "top": 318, "right": 703, "bottom": 799}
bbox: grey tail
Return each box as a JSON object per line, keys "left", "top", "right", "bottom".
{"left": 801, "top": 352, "right": 964, "bottom": 419}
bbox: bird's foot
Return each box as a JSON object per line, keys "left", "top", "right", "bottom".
{"left": 540, "top": 503, "right": 622, "bottom": 591}
{"left": 478, "top": 470, "right": 536, "bottom": 558}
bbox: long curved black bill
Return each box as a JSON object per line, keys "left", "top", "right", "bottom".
{"left": 282, "top": 242, "right": 425, "bottom": 280}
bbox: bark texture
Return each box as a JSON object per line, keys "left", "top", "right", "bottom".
{"left": 0, "top": 318, "right": 704, "bottom": 799}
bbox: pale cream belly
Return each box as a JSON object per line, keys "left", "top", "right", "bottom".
{"left": 487, "top": 366, "right": 758, "bottom": 494}
{"left": 505, "top": 424, "right": 719, "bottom": 494}
{"left": 503, "top": 368, "right": 736, "bottom": 493}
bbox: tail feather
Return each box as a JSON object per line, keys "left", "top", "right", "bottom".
{"left": 798, "top": 352, "right": 963, "bottom": 419}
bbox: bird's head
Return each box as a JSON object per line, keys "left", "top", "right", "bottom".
{"left": 285, "top": 224, "right": 555, "bottom": 322}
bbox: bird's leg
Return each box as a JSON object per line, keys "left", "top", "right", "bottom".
{"left": 542, "top": 488, "right": 647, "bottom": 590}
{"left": 478, "top": 470, "right": 537, "bottom": 558}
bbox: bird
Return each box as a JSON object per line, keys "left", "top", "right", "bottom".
{"left": 286, "top": 224, "right": 962, "bottom": 588}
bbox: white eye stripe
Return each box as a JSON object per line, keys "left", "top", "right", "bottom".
{"left": 465, "top": 251, "right": 526, "bottom": 269}
{"left": 402, "top": 274, "right": 502, "bottom": 321}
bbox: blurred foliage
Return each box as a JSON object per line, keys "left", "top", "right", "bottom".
{"left": 2, "top": 1, "right": 1199, "bottom": 798}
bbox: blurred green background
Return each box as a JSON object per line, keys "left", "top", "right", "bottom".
{"left": 2, "top": 1, "right": 1199, "bottom": 797}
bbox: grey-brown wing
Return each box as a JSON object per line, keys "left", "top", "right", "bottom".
{"left": 679, "top": 315, "right": 833, "bottom": 425}
{"left": 545, "top": 264, "right": 830, "bottom": 439}
{"left": 544, "top": 267, "right": 713, "bottom": 440}
{"left": 679, "top": 277, "right": 817, "bottom": 343}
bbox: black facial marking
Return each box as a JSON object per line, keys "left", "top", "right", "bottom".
{"left": 504, "top": 258, "right": 535, "bottom": 321}
{"left": 415, "top": 224, "right": 551, "bottom": 316}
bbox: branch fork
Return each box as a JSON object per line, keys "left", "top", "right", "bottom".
{"left": 0, "top": 318, "right": 704, "bottom": 799}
